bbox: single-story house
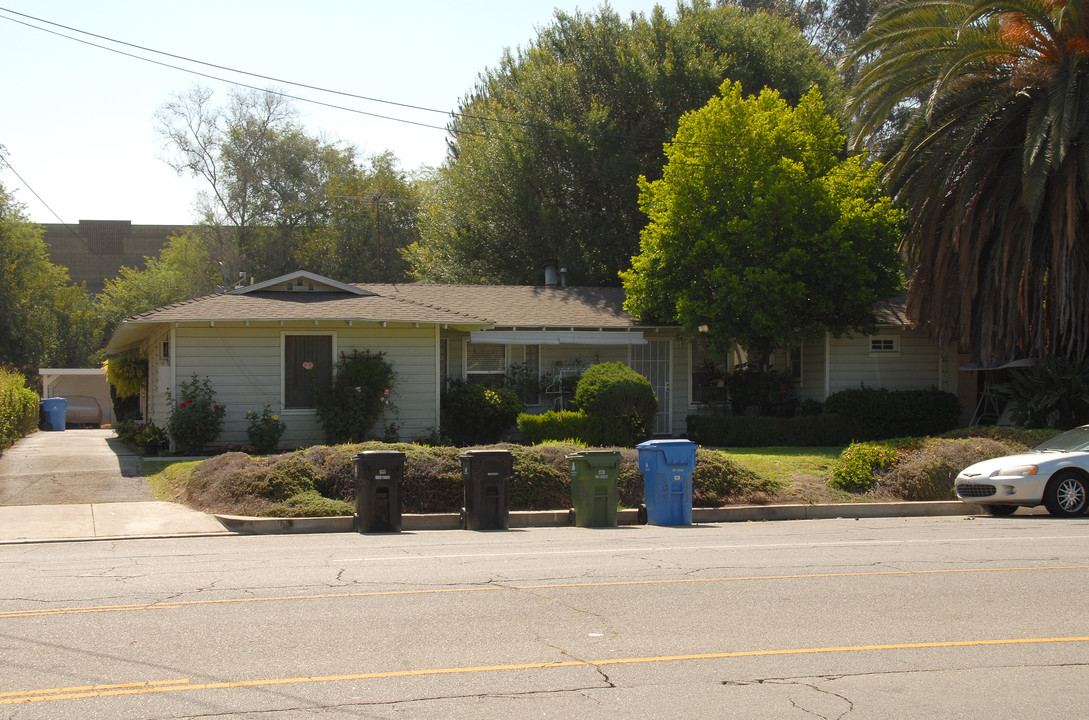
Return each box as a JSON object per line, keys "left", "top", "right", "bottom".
{"left": 103, "top": 270, "right": 974, "bottom": 450}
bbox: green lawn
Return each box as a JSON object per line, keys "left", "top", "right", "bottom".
{"left": 718, "top": 446, "right": 854, "bottom": 503}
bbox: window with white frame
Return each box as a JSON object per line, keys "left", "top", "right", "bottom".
{"left": 284, "top": 334, "right": 333, "bottom": 408}
{"left": 869, "top": 335, "right": 900, "bottom": 356}
{"left": 465, "top": 342, "right": 506, "bottom": 387}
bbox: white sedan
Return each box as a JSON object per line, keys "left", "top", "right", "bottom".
{"left": 955, "top": 426, "right": 1089, "bottom": 517}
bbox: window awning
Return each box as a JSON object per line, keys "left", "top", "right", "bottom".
{"left": 469, "top": 330, "right": 646, "bottom": 346}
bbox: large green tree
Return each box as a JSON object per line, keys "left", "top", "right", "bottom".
{"left": 622, "top": 83, "right": 903, "bottom": 358}
{"left": 844, "top": 0, "right": 1089, "bottom": 365}
{"left": 406, "top": 1, "right": 840, "bottom": 286}
{"left": 0, "top": 175, "right": 100, "bottom": 370}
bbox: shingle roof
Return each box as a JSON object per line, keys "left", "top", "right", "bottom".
{"left": 357, "top": 283, "right": 638, "bottom": 328}
{"left": 121, "top": 282, "right": 638, "bottom": 328}
{"left": 124, "top": 289, "right": 486, "bottom": 325}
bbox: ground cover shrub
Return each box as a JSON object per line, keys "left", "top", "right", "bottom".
{"left": 314, "top": 350, "right": 397, "bottom": 443}
{"left": 941, "top": 425, "right": 1059, "bottom": 450}
{"left": 266, "top": 490, "right": 353, "bottom": 518}
{"left": 574, "top": 363, "right": 657, "bottom": 446}
{"left": 828, "top": 442, "right": 905, "bottom": 492}
{"left": 879, "top": 438, "right": 1019, "bottom": 501}
{"left": 166, "top": 375, "right": 226, "bottom": 454}
{"left": 114, "top": 419, "right": 168, "bottom": 455}
{"left": 441, "top": 379, "right": 523, "bottom": 445}
{"left": 693, "top": 449, "right": 783, "bottom": 505}
{"left": 0, "top": 367, "right": 38, "bottom": 450}
{"left": 686, "top": 414, "right": 852, "bottom": 447}
{"left": 823, "top": 387, "right": 962, "bottom": 440}
{"left": 169, "top": 441, "right": 784, "bottom": 516}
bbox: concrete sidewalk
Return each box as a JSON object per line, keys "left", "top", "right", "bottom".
{"left": 0, "top": 501, "right": 229, "bottom": 543}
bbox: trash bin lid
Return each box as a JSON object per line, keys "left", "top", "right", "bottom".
{"left": 459, "top": 449, "right": 513, "bottom": 459}
{"left": 636, "top": 439, "right": 697, "bottom": 465}
{"left": 565, "top": 450, "right": 621, "bottom": 467}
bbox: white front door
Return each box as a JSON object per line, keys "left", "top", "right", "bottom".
{"left": 631, "top": 339, "right": 672, "bottom": 435}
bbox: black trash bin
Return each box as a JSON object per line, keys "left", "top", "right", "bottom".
{"left": 353, "top": 450, "right": 406, "bottom": 533}
{"left": 460, "top": 449, "right": 513, "bottom": 530}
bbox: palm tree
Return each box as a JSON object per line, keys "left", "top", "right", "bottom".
{"left": 844, "top": 0, "right": 1089, "bottom": 366}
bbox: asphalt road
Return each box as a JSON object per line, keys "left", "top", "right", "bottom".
{"left": 2, "top": 515, "right": 1088, "bottom": 718}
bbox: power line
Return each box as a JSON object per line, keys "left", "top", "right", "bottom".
{"left": 0, "top": 8, "right": 449, "bottom": 132}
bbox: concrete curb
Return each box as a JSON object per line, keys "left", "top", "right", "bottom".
{"left": 214, "top": 501, "right": 984, "bottom": 534}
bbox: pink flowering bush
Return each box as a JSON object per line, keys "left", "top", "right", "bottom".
{"left": 166, "top": 375, "right": 226, "bottom": 454}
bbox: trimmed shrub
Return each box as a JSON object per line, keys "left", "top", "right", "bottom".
{"left": 0, "top": 368, "right": 38, "bottom": 450}
{"left": 574, "top": 363, "right": 657, "bottom": 446}
{"left": 441, "top": 379, "right": 523, "bottom": 446}
{"left": 823, "top": 387, "right": 962, "bottom": 441}
{"left": 517, "top": 410, "right": 592, "bottom": 445}
{"left": 881, "top": 438, "right": 1018, "bottom": 501}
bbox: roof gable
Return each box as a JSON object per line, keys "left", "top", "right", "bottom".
{"left": 230, "top": 270, "right": 373, "bottom": 296}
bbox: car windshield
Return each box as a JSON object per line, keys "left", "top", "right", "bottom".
{"left": 1033, "top": 427, "right": 1089, "bottom": 453}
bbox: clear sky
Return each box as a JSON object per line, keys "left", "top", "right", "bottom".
{"left": 0, "top": 1, "right": 667, "bottom": 226}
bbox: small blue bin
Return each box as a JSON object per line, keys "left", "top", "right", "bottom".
{"left": 636, "top": 439, "right": 697, "bottom": 526}
{"left": 41, "top": 397, "right": 68, "bottom": 431}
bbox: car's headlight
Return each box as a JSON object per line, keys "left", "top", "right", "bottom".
{"left": 997, "top": 465, "right": 1038, "bottom": 477}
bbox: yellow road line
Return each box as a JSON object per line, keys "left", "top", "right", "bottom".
{"left": 2, "top": 565, "right": 1086, "bottom": 620}
{"left": 3, "top": 636, "right": 1088, "bottom": 705}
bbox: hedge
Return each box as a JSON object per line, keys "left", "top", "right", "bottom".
{"left": 686, "top": 414, "right": 853, "bottom": 447}
{"left": 0, "top": 368, "right": 39, "bottom": 451}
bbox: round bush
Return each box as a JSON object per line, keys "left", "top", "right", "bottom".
{"left": 574, "top": 363, "right": 657, "bottom": 446}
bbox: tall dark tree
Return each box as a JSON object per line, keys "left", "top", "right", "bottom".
{"left": 406, "top": 0, "right": 840, "bottom": 286}
{"left": 298, "top": 151, "right": 420, "bottom": 283}
{"left": 845, "top": 0, "right": 1089, "bottom": 365}
{"left": 0, "top": 173, "right": 100, "bottom": 370}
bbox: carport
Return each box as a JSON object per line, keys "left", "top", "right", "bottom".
{"left": 38, "top": 368, "right": 114, "bottom": 427}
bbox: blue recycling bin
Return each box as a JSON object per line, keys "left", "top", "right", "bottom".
{"left": 41, "top": 397, "right": 68, "bottom": 431}
{"left": 636, "top": 439, "right": 697, "bottom": 526}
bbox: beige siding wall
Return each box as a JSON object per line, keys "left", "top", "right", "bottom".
{"left": 798, "top": 328, "right": 959, "bottom": 402}
{"left": 162, "top": 322, "right": 439, "bottom": 449}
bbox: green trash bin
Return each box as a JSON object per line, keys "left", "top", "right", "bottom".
{"left": 566, "top": 450, "right": 621, "bottom": 527}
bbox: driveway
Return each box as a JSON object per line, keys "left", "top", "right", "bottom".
{"left": 0, "top": 429, "right": 227, "bottom": 542}
{"left": 0, "top": 429, "right": 153, "bottom": 505}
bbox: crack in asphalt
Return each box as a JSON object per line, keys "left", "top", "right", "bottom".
{"left": 150, "top": 684, "right": 617, "bottom": 718}
{"left": 723, "top": 677, "right": 853, "bottom": 719}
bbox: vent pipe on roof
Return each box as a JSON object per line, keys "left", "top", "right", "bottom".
{"left": 543, "top": 258, "right": 559, "bottom": 287}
